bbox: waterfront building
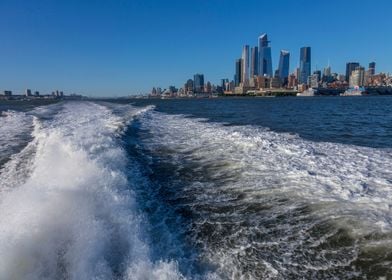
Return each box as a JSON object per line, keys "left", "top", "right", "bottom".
{"left": 350, "top": 66, "right": 366, "bottom": 87}
{"left": 257, "top": 76, "right": 270, "bottom": 89}
{"left": 250, "top": 46, "right": 258, "bottom": 77}
{"left": 241, "top": 45, "right": 250, "bottom": 86}
{"left": 235, "top": 59, "right": 242, "bottom": 87}
{"left": 258, "top": 33, "right": 273, "bottom": 77}
{"left": 288, "top": 74, "right": 298, "bottom": 88}
{"left": 309, "top": 73, "right": 320, "bottom": 88}
{"left": 249, "top": 76, "right": 258, "bottom": 88}
{"left": 205, "top": 81, "right": 212, "bottom": 94}
{"left": 193, "top": 73, "right": 205, "bottom": 93}
{"left": 185, "top": 79, "right": 194, "bottom": 94}
{"left": 322, "top": 65, "right": 333, "bottom": 82}
{"left": 295, "top": 67, "right": 300, "bottom": 80}
{"left": 25, "top": 89, "right": 32, "bottom": 96}
{"left": 345, "top": 62, "right": 360, "bottom": 82}
{"left": 3, "top": 90, "right": 12, "bottom": 96}
{"left": 299, "top": 47, "right": 311, "bottom": 84}
{"left": 369, "top": 62, "right": 376, "bottom": 76}
{"left": 337, "top": 74, "right": 346, "bottom": 82}
{"left": 313, "top": 70, "right": 321, "bottom": 81}
{"left": 34, "top": 91, "right": 39, "bottom": 96}
{"left": 277, "top": 50, "right": 290, "bottom": 85}
{"left": 270, "top": 77, "right": 282, "bottom": 89}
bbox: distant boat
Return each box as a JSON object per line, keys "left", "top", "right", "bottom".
{"left": 340, "top": 86, "right": 365, "bottom": 96}
{"left": 297, "top": 88, "right": 316, "bottom": 97}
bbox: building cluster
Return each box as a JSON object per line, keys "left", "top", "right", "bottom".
{"left": 232, "top": 33, "right": 391, "bottom": 94}
{"left": 150, "top": 73, "right": 219, "bottom": 98}
{"left": 0, "top": 88, "right": 83, "bottom": 100}
{"left": 150, "top": 33, "right": 392, "bottom": 97}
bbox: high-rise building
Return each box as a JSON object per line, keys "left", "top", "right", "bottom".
{"left": 193, "top": 74, "right": 204, "bottom": 93}
{"left": 299, "top": 47, "right": 311, "bottom": 84}
{"left": 309, "top": 74, "right": 320, "bottom": 89}
{"left": 350, "top": 66, "right": 365, "bottom": 87}
{"left": 346, "top": 62, "right": 360, "bottom": 82}
{"left": 258, "top": 34, "right": 273, "bottom": 77}
{"left": 241, "top": 45, "right": 250, "bottom": 86}
{"left": 250, "top": 46, "right": 258, "bottom": 77}
{"left": 25, "top": 89, "right": 32, "bottom": 96}
{"left": 277, "top": 50, "right": 290, "bottom": 84}
{"left": 322, "top": 65, "right": 332, "bottom": 82}
{"left": 369, "top": 62, "right": 376, "bottom": 76}
{"left": 185, "top": 79, "right": 194, "bottom": 94}
{"left": 235, "top": 59, "right": 242, "bottom": 87}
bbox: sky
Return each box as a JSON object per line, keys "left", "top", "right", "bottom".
{"left": 0, "top": 0, "right": 391, "bottom": 97}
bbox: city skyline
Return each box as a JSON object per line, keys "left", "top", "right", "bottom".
{"left": 0, "top": 0, "right": 391, "bottom": 96}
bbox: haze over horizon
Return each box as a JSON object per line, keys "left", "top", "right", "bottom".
{"left": 0, "top": 0, "right": 391, "bottom": 96}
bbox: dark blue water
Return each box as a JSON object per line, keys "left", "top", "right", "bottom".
{"left": 0, "top": 98, "right": 391, "bottom": 279}
{"left": 128, "top": 96, "right": 392, "bottom": 148}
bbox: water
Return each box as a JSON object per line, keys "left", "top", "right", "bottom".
{"left": 0, "top": 97, "right": 391, "bottom": 279}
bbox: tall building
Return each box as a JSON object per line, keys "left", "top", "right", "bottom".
{"left": 277, "top": 50, "right": 290, "bottom": 83}
{"left": 345, "top": 62, "right": 360, "bottom": 82}
{"left": 322, "top": 65, "right": 332, "bottom": 82}
{"left": 193, "top": 74, "right": 204, "bottom": 93}
{"left": 25, "top": 89, "right": 32, "bottom": 96}
{"left": 250, "top": 46, "right": 259, "bottom": 77}
{"left": 258, "top": 34, "right": 273, "bottom": 77}
{"left": 309, "top": 73, "right": 320, "bottom": 88}
{"left": 235, "top": 59, "right": 242, "bottom": 87}
{"left": 185, "top": 79, "right": 194, "bottom": 94}
{"left": 241, "top": 45, "right": 250, "bottom": 86}
{"left": 369, "top": 62, "right": 376, "bottom": 76}
{"left": 350, "top": 66, "right": 365, "bottom": 87}
{"left": 299, "top": 47, "right": 311, "bottom": 84}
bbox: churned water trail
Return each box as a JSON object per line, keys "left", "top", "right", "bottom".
{"left": 0, "top": 102, "right": 184, "bottom": 280}
{"left": 129, "top": 108, "right": 392, "bottom": 279}
{"left": 1, "top": 98, "right": 392, "bottom": 279}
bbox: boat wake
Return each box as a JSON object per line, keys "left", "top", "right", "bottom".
{"left": 0, "top": 102, "right": 183, "bottom": 280}
{"left": 1, "top": 101, "right": 391, "bottom": 279}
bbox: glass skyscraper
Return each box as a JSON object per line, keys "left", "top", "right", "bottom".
{"left": 258, "top": 34, "right": 273, "bottom": 77}
{"left": 299, "top": 47, "right": 311, "bottom": 84}
{"left": 235, "top": 59, "right": 242, "bottom": 87}
{"left": 241, "top": 45, "right": 250, "bottom": 86}
{"left": 369, "top": 62, "right": 376, "bottom": 76}
{"left": 193, "top": 74, "right": 204, "bottom": 93}
{"left": 250, "top": 46, "right": 258, "bottom": 77}
{"left": 278, "top": 50, "right": 290, "bottom": 82}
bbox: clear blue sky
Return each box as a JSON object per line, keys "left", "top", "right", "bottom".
{"left": 0, "top": 0, "right": 391, "bottom": 96}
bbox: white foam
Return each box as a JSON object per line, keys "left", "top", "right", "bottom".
{"left": 0, "top": 110, "right": 33, "bottom": 160}
{"left": 0, "top": 102, "right": 183, "bottom": 280}
{"left": 139, "top": 110, "right": 392, "bottom": 278}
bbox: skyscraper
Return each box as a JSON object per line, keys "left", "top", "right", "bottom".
{"left": 241, "top": 45, "right": 250, "bottom": 86}
{"left": 345, "top": 62, "right": 360, "bottom": 82}
{"left": 250, "top": 46, "right": 258, "bottom": 77}
{"left": 299, "top": 47, "right": 311, "bottom": 84}
{"left": 277, "top": 50, "right": 290, "bottom": 83}
{"left": 258, "top": 34, "right": 273, "bottom": 77}
{"left": 235, "top": 59, "right": 242, "bottom": 87}
{"left": 369, "top": 62, "right": 376, "bottom": 76}
{"left": 350, "top": 66, "right": 365, "bottom": 87}
{"left": 193, "top": 74, "right": 204, "bottom": 93}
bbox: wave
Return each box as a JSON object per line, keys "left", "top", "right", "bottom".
{"left": 0, "top": 102, "right": 184, "bottom": 280}
{"left": 136, "top": 110, "right": 392, "bottom": 279}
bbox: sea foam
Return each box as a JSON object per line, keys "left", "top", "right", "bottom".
{"left": 0, "top": 102, "right": 183, "bottom": 280}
